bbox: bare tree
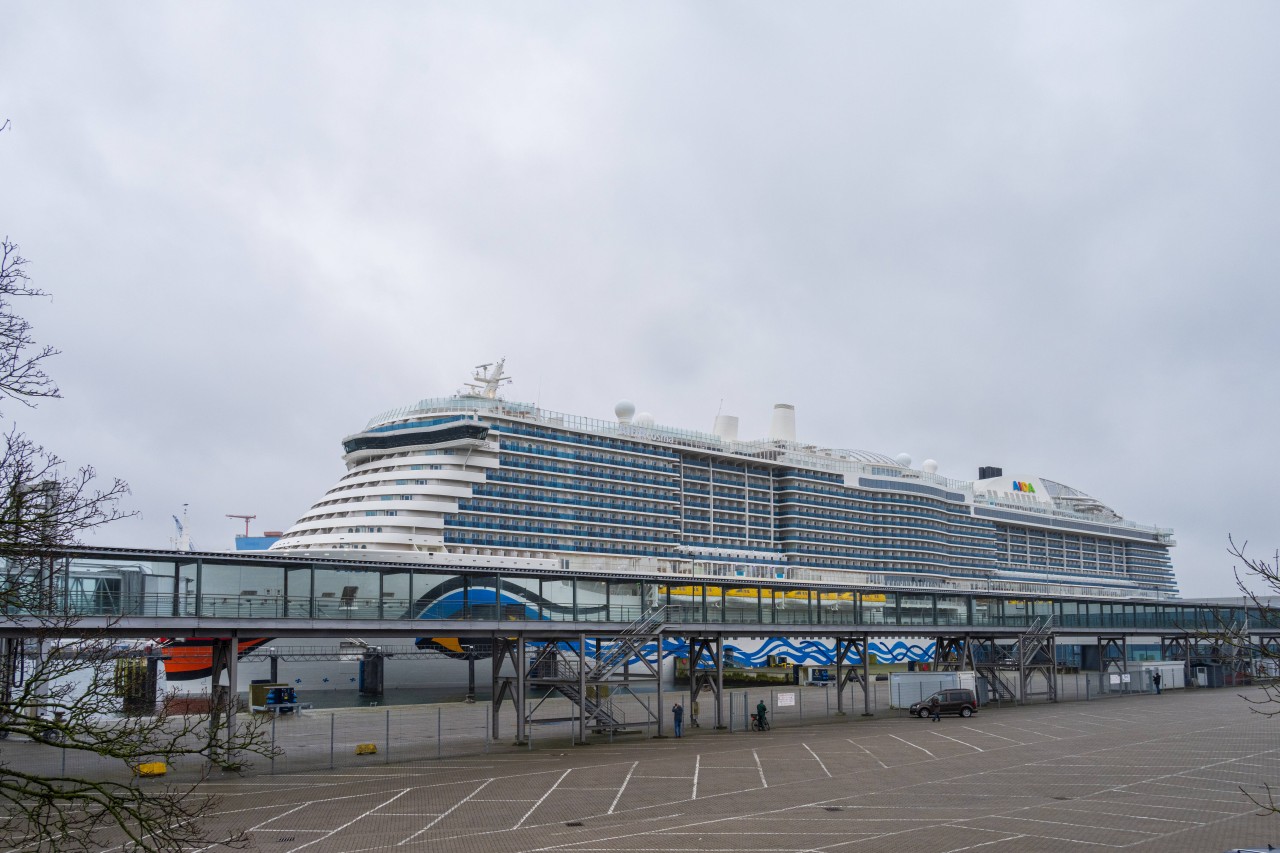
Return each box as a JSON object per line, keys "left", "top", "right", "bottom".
{"left": 0, "top": 239, "right": 276, "bottom": 851}
{"left": 1206, "top": 536, "right": 1280, "bottom": 814}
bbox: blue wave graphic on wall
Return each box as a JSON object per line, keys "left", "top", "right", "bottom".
{"left": 410, "top": 582, "right": 937, "bottom": 667}
{"left": 620, "top": 637, "right": 936, "bottom": 668}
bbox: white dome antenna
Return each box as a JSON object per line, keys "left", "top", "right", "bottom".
{"left": 895, "top": 453, "right": 912, "bottom": 468}
{"left": 922, "top": 459, "right": 938, "bottom": 474}
{"left": 614, "top": 400, "right": 636, "bottom": 424}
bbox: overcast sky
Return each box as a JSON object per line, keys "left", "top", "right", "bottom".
{"left": 1, "top": 3, "right": 1276, "bottom": 598}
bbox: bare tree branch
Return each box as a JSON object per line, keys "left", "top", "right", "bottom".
{"left": 0, "top": 239, "right": 60, "bottom": 410}
{"left": 0, "top": 239, "right": 276, "bottom": 851}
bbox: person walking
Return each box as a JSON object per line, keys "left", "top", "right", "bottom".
{"left": 1152, "top": 671, "right": 1162, "bottom": 695}
{"left": 929, "top": 696, "right": 941, "bottom": 722}
{"left": 672, "top": 701, "right": 684, "bottom": 738}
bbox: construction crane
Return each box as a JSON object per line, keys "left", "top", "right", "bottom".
{"left": 226, "top": 513, "right": 257, "bottom": 539}
{"left": 171, "top": 504, "right": 193, "bottom": 551}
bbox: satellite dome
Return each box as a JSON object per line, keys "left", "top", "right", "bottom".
{"left": 614, "top": 400, "right": 636, "bottom": 423}
{"left": 895, "top": 453, "right": 912, "bottom": 468}
{"left": 922, "top": 459, "right": 938, "bottom": 474}
{"left": 635, "top": 412, "right": 655, "bottom": 427}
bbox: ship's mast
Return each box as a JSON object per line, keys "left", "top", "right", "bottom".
{"left": 462, "top": 358, "right": 512, "bottom": 399}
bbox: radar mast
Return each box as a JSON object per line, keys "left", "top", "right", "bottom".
{"left": 462, "top": 358, "right": 512, "bottom": 399}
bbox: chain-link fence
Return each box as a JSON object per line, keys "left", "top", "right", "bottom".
{"left": 2, "top": 671, "right": 1194, "bottom": 784}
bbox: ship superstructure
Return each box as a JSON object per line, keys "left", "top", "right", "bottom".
{"left": 271, "top": 361, "right": 1178, "bottom": 599}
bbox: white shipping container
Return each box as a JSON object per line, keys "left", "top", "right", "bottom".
{"left": 1139, "top": 661, "right": 1186, "bottom": 691}
{"left": 890, "top": 671, "right": 978, "bottom": 708}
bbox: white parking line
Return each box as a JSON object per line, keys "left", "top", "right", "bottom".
{"left": 961, "top": 725, "right": 1023, "bottom": 744}
{"left": 889, "top": 733, "right": 934, "bottom": 758}
{"left": 939, "top": 832, "right": 1027, "bottom": 852}
{"left": 399, "top": 779, "right": 492, "bottom": 844}
{"left": 846, "top": 738, "right": 887, "bottom": 769}
{"left": 285, "top": 788, "right": 410, "bottom": 853}
{"left": 607, "top": 761, "right": 638, "bottom": 814}
{"left": 803, "top": 743, "right": 832, "bottom": 777}
{"left": 693, "top": 754, "right": 701, "bottom": 799}
{"left": 930, "top": 731, "right": 983, "bottom": 752}
{"left": 513, "top": 769, "right": 573, "bottom": 829}
{"left": 997, "top": 814, "right": 1159, "bottom": 836}
{"left": 753, "top": 749, "right": 767, "bottom": 788}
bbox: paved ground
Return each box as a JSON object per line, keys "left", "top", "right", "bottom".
{"left": 164, "top": 687, "right": 1280, "bottom": 852}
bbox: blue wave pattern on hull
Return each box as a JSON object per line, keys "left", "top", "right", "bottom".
{"left": 414, "top": 589, "right": 936, "bottom": 666}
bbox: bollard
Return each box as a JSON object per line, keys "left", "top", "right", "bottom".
{"left": 437, "top": 707, "right": 442, "bottom": 759}
{"left": 386, "top": 709, "right": 391, "bottom": 764}
{"left": 330, "top": 713, "right": 335, "bottom": 770}
{"left": 799, "top": 689, "right": 803, "bottom": 720}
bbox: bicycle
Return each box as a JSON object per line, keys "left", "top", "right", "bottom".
{"left": 750, "top": 713, "right": 770, "bottom": 731}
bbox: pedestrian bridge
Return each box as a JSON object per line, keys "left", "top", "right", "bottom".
{"left": 0, "top": 546, "right": 1269, "bottom": 640}
{"left": 2, "top": 546, "right": 1269, "bottom": 741}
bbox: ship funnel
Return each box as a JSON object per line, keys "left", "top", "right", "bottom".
{"left": 769, "top": 403, "right": 796, "bottom": 442}
{"left": 712, "top": 414, "right": 739, "bottom": 441}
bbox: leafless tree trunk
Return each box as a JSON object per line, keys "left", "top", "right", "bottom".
{"left": 0, "top": 238, "right": 277, "bottom": 851}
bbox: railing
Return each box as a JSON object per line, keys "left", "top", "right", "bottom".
{"left": 6, "top": 590, "right": 1271, "bottom": 636}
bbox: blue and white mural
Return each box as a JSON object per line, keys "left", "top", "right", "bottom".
{"left": 411, "top": 579, "right": 936, "bottom": 666}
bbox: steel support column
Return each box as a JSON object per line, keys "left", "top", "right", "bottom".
{"left": 863, "top": 633, "right": 872, "bottom": 716}
{"left": 687, "top": 636, "right": 725, "bottom": 730}
{"left": 516, "top": 634, "right": 526, "bottom": 744}
{"left": 578, "top": 632, "right": 587, "bottom": 744}
{"left": 715, "top": 632, "right": 724, "bottom": 729}
{"left": 655, "top": 630, "right": 664, "bottom": 737}
{"left": 833, "top": 636, "right": 867, "bottom": 716}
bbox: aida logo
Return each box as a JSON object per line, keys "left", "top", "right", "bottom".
{"left": 1012, "top": 481, "right": 1036, "bottom": 493}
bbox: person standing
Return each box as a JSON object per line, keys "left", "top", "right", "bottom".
{"left": 756, "top": 698, "right": 768, "bottom": 730}
{"left": 1152, "top": 671, "right": 1163, "bottom": 695}
{"left": 672, "top": 701, "right": 684, "bottom": 738}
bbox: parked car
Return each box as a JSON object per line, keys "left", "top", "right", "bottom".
{"left": 909, "top": 688, "right": 979, "bottom": 718}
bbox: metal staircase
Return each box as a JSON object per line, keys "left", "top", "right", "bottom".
{"left": 515, "top": 605, "right": 668, "bottom": 736}
{"left": 591, "top": 605, "right": 666, "bottom": 680}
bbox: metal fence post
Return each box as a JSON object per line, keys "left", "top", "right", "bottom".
{"left": 271, "top": 715, "right": 277, "bottom": 775}
{"left": 329, "top": 713, "right": 335, "bottom": 770}
{"left": 484, "top": 708, "right": 490, "bottom": 754}
{"left": 385, "top": 709, "right": 391, "bottom": 764}
{"left": 437, "top": 707, "right": 442, "bottom": 759}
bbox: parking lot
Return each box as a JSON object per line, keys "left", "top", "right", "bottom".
{"left": 158, "top": 686, "right": 1280, "bottom": 852}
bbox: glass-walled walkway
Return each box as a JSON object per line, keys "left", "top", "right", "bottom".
{"left": 2, "top": 548, "right": 1265, "bottom": 635}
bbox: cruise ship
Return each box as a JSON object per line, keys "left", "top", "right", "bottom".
{"left": 269, "top": 360, "right": 1178, "bottom": 600}
{"left": 155, "top": 361, "right": 1176, "bottom": 694}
